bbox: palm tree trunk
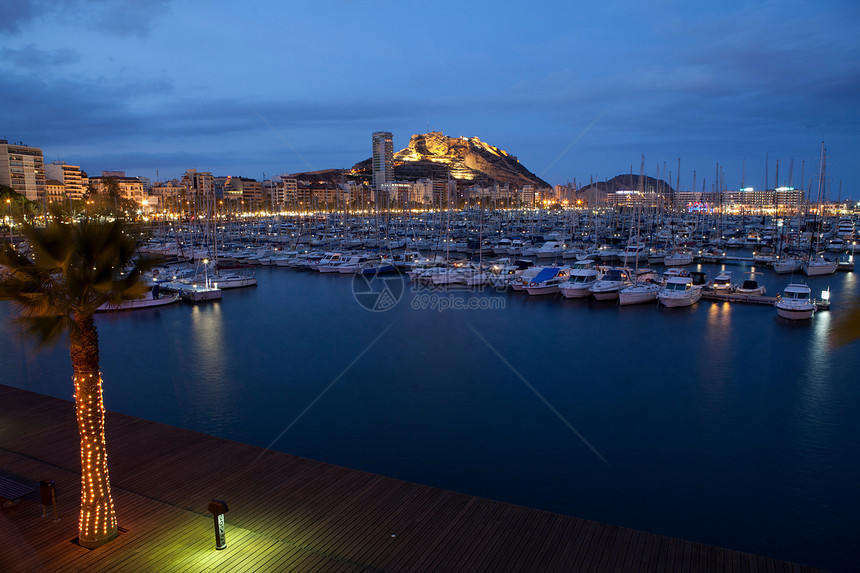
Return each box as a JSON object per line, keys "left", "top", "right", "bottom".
{"left": 70, "top": 312, "right": 118, "bottom": 548}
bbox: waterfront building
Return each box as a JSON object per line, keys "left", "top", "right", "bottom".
{"left": 240, "top": 178, "right": 264, "bottom": 209}
{"left": 378, "top": 181, "right": 412, "bottom": 205}
{"left": 266, "top": 176, "right": 298, "bottom": 207}
{"left": 722, "top": 187, "right": 804, "bottom": 213}
{"left": 181, "top": 169, "right": 214, "bottom": 197}
{"left": 45, "top": 178, "right": 65, "bottom": 203}
{"left": 0, "top": 139, "right": 46, "bottom": 201}
{"left": 152, "top": 180, "right": 185, "bottom": 199}
{"left": 372, "top": 131, "right": 394, "bottom": 190}
{"left": 89, "top": 171, "right": 147, "bottom": 205}
{"left": 45, "top": 161, "right": 84, "bottom": 201}
{"left": 606, "top": 189, "right": 662, "bottom": 209}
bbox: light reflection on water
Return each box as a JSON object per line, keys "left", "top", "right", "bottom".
{"left": 185, "top": 303, "right": 235, "bottom": 426}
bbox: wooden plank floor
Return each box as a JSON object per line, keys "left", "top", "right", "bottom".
{"left": 0, "top": 384, "right": 827, "bottom": 573}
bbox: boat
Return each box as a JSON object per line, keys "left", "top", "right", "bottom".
{"left": 710, "top": 270, "right": 734, "bottom": 293}
{"left": 802, "top": 144, "right": 837, "bottom": 277}
{"left": 199, "top": 272, "right": 257, "bottom": 289}
{"left": 663, "top": 249, "right": 693, "bottom": 266}
{"left": 337, "top": 255, "right": 374, "bottom": 274}
{"left": 159, "top": 281, "right": 222, "bottom": 302}
{"left": 315, "top": 252, "right": 347, "bottom": 273}
{"left": 773, "top": 256, "right": 803, "bottom": 274}
{"left": 559, "top": 260, "right": 601, "bottom": 299}
{"left": 619, "top": 244, "right": 648, "bottom": 266}
{"left": 526, "top": 267, "right": 570, "bottom": 295}
{"left": 735, "top": 272, "right": 766, "bottom": 296}
{"left": 618, "top": 280, "right": 660, "bottom": 306}
{"left": 534, "top": 241, "right": 564, "bottom": 259}
{"left": 358, "top": 258, "right": 398, "bottom": 275}
{"left": 510, "top": 266, "right": 544, "bottom": 292}
{"left": 775, "top": 283, "right": 815, "bottom": 320}
{"left": 802, "top": 256, "right": 838, "bottom": 276}
{"left": 836, "top": 218, "right": 855, "bottom": 241}
{"left": 96, "top": 287, "right": 180, "bottom": 312}
{"left": 698, "top": 246, "right": 726, "bottom": 263}
{"left": 658, "top": 274, "right": 702, "bottom": 307}
{"left": 589, "top": 267, "right": 633, "bottom": 301}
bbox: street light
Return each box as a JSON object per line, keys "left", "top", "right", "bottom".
{"left": 6, "top": 198, "right": 11, "bottom": 242}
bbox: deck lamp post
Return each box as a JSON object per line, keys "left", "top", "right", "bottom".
{"left": 207, "top": 499, "right": 229, "bottom": 550}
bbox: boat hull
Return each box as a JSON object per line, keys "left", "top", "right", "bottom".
{"left": 775, "top": 304, "right": 815, "bottom": 320}
{"left": 659, "top": 290, "right": 702, "bottom": 307}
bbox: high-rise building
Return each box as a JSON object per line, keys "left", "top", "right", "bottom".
{"left": 0, "top": 140, "right": 46, "bottom": 201}
{"left": 372, "top": 131, "right": 393, "bottom": 190}
{"left": 45, "top": 161, "right": 84, "bottom": 200}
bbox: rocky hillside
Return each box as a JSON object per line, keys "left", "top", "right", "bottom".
{"left": 352, "top": 132, "right": 550, "bottom": 189}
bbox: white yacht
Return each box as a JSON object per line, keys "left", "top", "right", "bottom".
{"left": 96, "top": 288, "right": 180, "bottom": 312}
{"left": 619, "top": 244, "right": 648, "bottom": 266}
{"left": 802, "top": 256, "right": 838, "bottom": 276}
{"left": 658, "top": 275, "right": 702, "bottom": 308}
{"left": 710, "top": 270, "right": 734, "bottom": 292}
{"left": 559, "top": 260, "right": 601, "bottom": 299}
{"left": 663, "top": 250, "right": 693, "bottom": 266}
{"left": 314, "top": 252, "right": 346, "bottom": 272}
{"left": 534, "top": 241, "right": 564, "bottom": 259}
{"left": 735, "top": 272, "right": 766, "bottom": 296}
{"left": 775, "top": 283, "right": 815, "bottom": 320}
{"left": 836, "top": 218, "right": 855, "bottom": 241}
{"left": 619, "top": 280, "right": 660, "bottom": 306}
{"left": 773, "top": 256, "right": 803, "bottom": 274}
{"left": 337, "top": 255, "right": 373, "bottom": 274}
{"left": 589, "top": 267, "right": 633, "bottom": 301}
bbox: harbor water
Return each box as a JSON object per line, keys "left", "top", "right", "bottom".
{"left": 1, "top": 261, "right": 858, "bottom": 571}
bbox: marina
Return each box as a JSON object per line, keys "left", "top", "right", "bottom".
{"left": 5, "top": 2, "right": 860, "bottom": 570}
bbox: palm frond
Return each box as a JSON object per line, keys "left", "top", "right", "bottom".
{"left": 0, "top": 219, "right": 151, "bottom": 344}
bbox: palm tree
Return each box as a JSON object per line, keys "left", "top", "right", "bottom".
{"left": 0, "top": 219, "right": 152, "bottom": 548}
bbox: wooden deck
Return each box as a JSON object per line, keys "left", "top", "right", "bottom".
{"left": 0, "top": 384, "right": 826, "bottom": 572}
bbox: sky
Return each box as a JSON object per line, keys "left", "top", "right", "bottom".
{"left": 1, "top": 0, "right": 859, "bottom": 198}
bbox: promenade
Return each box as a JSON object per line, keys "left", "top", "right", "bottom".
{"left": 0, "top": 384, "right": 825, "bottom": 572}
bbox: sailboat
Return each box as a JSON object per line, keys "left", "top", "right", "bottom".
{"left": 620, "top": 156, "right": 661, "bottom": 306}
{"left": 802, "top": 143, "right": 837, "bottom": 276}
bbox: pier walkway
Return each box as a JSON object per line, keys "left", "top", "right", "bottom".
{"left": 0, "top": 384, "right": 825, "bottom": 572}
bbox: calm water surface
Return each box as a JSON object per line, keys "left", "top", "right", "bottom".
{"left": 1, "top": 261, "right": 858, "bottom": 571}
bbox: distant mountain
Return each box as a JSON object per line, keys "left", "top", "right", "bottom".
{"left": 352, "top": 132, "right": 550, "bottom": 189}
{"left": 576, "top": 174, "right": 675, "bottom": 201}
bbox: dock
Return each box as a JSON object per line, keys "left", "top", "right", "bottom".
{"left": 701, "top": 291, "right": 777, "bottom": 305}
{"left": 0, "top": 384, "right": 826, "bottom": 572}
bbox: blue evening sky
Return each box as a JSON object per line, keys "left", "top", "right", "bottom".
{"left": 1, "top": 0, "right": 858, "bottom": 197}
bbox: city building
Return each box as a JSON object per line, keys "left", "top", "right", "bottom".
{"left": 372, "top": 132, "right": 393, "bottom": 190}
{"left": 45, "top": 161, "right": 84, "bottom": 201}
{"left": 45, "top": 179, "right": 65, "bottom": 203}
{"left": 0, "top": 140, "right": 46, "bottom": 201}
{"left": 182, "top": 169, "right": 214, "bottom": 196}
{"left": 89, "top": 171, "right": 146, "bottom": 205}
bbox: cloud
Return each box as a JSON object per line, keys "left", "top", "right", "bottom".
{"left": 0, "top": 45, "right": 80, "bottom": 67}
{"left": 0, "top": 0, "right": 172, "bottom": 38}
{"left": 0, "top": 3, "right": 41, "bottom": 34}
